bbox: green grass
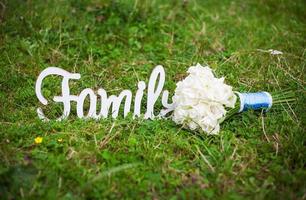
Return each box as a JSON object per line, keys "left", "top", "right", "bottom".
{"left": 0, "top": 0, "right": 305, "bottom": 199}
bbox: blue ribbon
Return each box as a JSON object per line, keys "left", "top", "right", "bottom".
{"left": 237, "top": 92, "right": 273, "bottom": 112}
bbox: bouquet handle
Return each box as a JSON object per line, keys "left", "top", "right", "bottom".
{"left": 236, "top": 92, "right": 273, "bottom": 112}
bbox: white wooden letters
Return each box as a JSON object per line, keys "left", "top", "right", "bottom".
{"left": 35, "top": 66, "right": 174, "bottom": 121}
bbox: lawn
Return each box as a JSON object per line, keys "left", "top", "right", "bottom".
{"left": 0, "top": 0, "right": 305, "bottom": 199}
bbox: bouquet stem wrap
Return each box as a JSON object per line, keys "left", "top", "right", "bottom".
{"left": 236, "top": 92, "right": 273, "bottom": 112}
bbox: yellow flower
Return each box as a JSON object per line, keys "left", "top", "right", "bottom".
{"left": 34, "top": 136, "right": 43, "bottom": 144}
{"left": 57, "top": 138, "right": 63, "bottom": 142}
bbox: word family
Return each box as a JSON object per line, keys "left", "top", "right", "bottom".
{"left": 35, "top": 66, "right": 174, "bottom": 121}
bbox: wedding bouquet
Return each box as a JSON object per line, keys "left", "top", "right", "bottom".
{"left": 172, "top": 64, "right": 295, "bottom": 135}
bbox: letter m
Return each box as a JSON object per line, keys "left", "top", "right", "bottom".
{"left": 98, "top": 89, "right": 132, "bottom": 118}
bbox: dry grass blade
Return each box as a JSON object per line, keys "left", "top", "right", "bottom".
{"left": 196, "top": 145, "right": 215, "bottom": 172}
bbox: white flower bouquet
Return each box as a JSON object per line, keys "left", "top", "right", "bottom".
{"left": 172, "top": 64, "right": 295, "bottom": 135}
